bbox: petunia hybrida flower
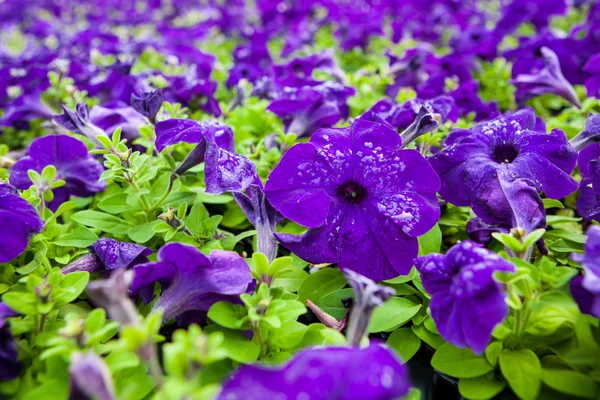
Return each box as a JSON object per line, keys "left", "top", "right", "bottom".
{"left": 429, "top": 108, "right": 577, "bottom": 229}
{"left": 575, "top": 144, "right": 600, "bottom": 222}
{"left": 571, "top": 226, "right": 600, "bottom": 318}
{"left": 130, "top": 243, "right": 254, "bottom": 324}
{"left": 130, "top": 89, "right": 163, "bottom": 123}
{"left": 0, "top": 182, "right": 44, "bottom": 263}
{"left": 62, "top": 237, "right": 151, "bottom": 275}
{"left": 217, "top": 344, "right": 411, "bottom": 400}
{"left": 512, "top": 47, "right": 581, "bottom": 108}
{"left": 0, "top": 92, "right": 53, "bottom": 131}
{"left": 265, "top": 119, "right": 441, "bottom": 281}
{"left": 53, "top": 103, "right": 107, "bottom": 144}
{"left": 155, "top": 119, "right": 257, "bottom": 194}
{"left": 415, "top": 241, "right": 515, "bottom": 354}
{"left": 69, "top": 352, "right": 117, "bottom": 400}
{"left": 89, "top": 101, "right": 148, "bottom": 145}
{"left": 0, "top": 303, "right": 21, "bottom": 381}
{"left": 9, "top": 135, "right": 106, "bottom": 210}
{"left": 570, "top": 113, "right": 600, "bottom": 152}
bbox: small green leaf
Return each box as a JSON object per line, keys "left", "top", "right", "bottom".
{"left": 297, "top": 268, "right": 347, "bottom": 303}
{"left": 431, "top": 343, "right": 494, "bottom": 378}
{"left": 369, "top": 297, "right": 421, "bottom": 332}
{"left": 207, "top": 301, "right": 247, "bottom": 330}
{"left": 98, "top": 193, "right": 134, "bottom": 214}
{"left": 418, "top": 224, "right": 442, "bottom": 256}
{"left": 541, "top": 368, "right": 598, "bottom": 399}
{"left": 316, "top": 288, "right": 354, "bottom": 320}
{"left": 499, "top": 349, "right": 541, "bottom": 400}
{"left": 458, "top": 376, "right": 506, "bottom": 400}
{"left": 53, "top": 227, "right": 98, "bottom": 248}
{"left": 127, "top": 220, "right": 161, "bottom": 243}
{"left": 387, "top": 327, "right": 421, "bottom": 362}
{"left": 71, "top": 210, "right": 133, "bottom": 235}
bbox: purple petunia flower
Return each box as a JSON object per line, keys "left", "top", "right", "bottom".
{"left": 575, "top": 143, "right": 600, "bottom": 221}
{"left": 10, "top": 135, "right": 106, "bottom": 210}
{"left": 130, "top": 243, "right": 254, "bottom": 324}
{"left": 130, "top": 89, "right": 163, "bottom": 123}
{"left": 54, "top": 103, "right": 107, "bottom": 144}
{"left": 164, "top": 66, "right": 221, "bottom": 117}
{"left": 429, "top": 108, "right": 577, "bottom": 230}
{"left": 583, "top": 53, "right": 600, "bottom": 98}
{"left": 217, "top": 344, "right": 411, "bottom": 400}
{"left": 0, "top": 93, "right": 53, "bottom": 131}
{"left": 155, "top": 119, "right": 257, "bottom": 194}
{"left": 415, "top": 241, "right": 515, "bottom": 354}
{"left": 512, "top": 47, "right": 581, "bottom": 108}
{"left": 571, "top": 226, "right": 600, "bottom": 318}
{"left": 88, "top": 101, "right": 148, "bottom": 144}
{"left": 0, "top": 182, "right": 44, "bottom": 263}
{"left": 265, "top": 119, "right": 440, "bottom": 281}
{"left": 0, "top": 303, "right": 21, "bottom": 381}
{"left": 449, "top": 80, "right": 499, "bottom": 122}
{"left": 62, "top": 237, "right": 151, "bottom": 275}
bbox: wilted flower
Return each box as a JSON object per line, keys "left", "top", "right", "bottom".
{"left": 10, "top": 135, "right": 106, "bottom": 210}
{"left": 512, "top": 47, "right": 581, "bottom": 108}
{"left": 53, "top": 103, "right": 107, "bottom": 144}
{"left": 265, "top": 119, "right": 440, "bottom": 281}
{"left": 155, "top": 118, "right": 256, "bottom": 194}
{"left": 130, "top": 243, "right": 254, "bottom": 324}
{"left": 429, "top": 108, "right": 577, "bottom": 229}
{"left": 0, "top": 182, "right": 44, "bottom": 263}
{"left": 62, "top": 237, "right": 151, "bottom": 275}
{"left": 344, "top": 270, "right": 395, "bottom": 345}
{"left": 571, "top": 226, "right": 600, "bottom": 318}
{"left": 130, "top": 89, "right": 163, "bottom": 123}
{"left": 415, "top": 241, "right": 515, "bottom": 354}
{"left": 69, "top": 352, "right": 117, "bottom": 400}
{"left": 0, "top": 303, "right": 21, "bottom": 381}
{"left": 218, "top": 344, "right": 411, "bottom": 400}
{"left": 87, "top": 269, "right": 139, "bottom": 326}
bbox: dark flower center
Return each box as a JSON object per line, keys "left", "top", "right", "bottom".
{"left": 337, "top": 181, "right": 367, "bottom": 204}
{"left": 493, "top": 143, "right": 519, "bottom": 164}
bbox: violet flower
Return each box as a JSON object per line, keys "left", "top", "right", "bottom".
{"left": 89, "top": 101, "right": 148, "bottom": 144}
{"left": 0, "top": 303, "right": 21, "bottom": 381}
{"left": 217, "top": 344, "right": 411, "bottom": 400}
{"left": 265, "top": 120, "right": 440, "bottom": 281}
{"left": 512, "top": 47, "right": 581, "bottom": 108}
{"left": 87, "top": 269, "right": 139, "bottom": 327}
{"left": 62, "top": 237, "right": 151, "bottom": 275}
{"left": 449, "top": 80, "right": 499, "bottom": 122}
{"left": 130, "top": 243, "right": 254, "bottom": 324}
{"left": 570, "top": 113, "right": 600, "bottom": 152}
{"left": 155, "top": 119, "right": 256, "bottom": 194}
{"left": 0, "top": 93, "right": 53, "bottom": 131}
{"left": 344, "top": 270, "right": 395, "bottom": 346}
{"left": 10, "top": 135, "right": 106, "bottom": 210}
{"left": 69, "top": 352, "right": 117, "bottom": 400}
{"left": 0, "top": 182, "right": 44, "bottom": 263}
{"left": 164, "top": 67, "right": 221, "bottom": 117}
{"left": 571, "top": 226, "right": 600, "bottom": 318}
{"left": 429, "top": 108, "right": 577, "bottom": 229}
{"left": 575, "top": 143, "right": 600, "bottom": 221}
{"left": 131, "top": 89, "right": 163, "bottom": 123}
{"left": 583, "top": 53, "right": 600, "bottom": 98}
{"left": 415, "top": 241, "right": 515, "bottom": 354}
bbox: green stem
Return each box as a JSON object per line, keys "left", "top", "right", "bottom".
{"left": 125, "top": 172, "right": 151, "bottom": 212}
{"left": 150, "top": 174, "right": 176, "bottom": 211}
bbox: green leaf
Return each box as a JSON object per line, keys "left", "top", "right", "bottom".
{"left": 387, "top": 327, "right": 421, "bottom": 362}
{"left": 412, "top": 324, "right": 445, "bottom": 349}
{"left": 71, "top": 210, "right": 133, "bottom": 235}
{"left": 207, "top": 301, "right": 247, "bottom": 330}
{"left": 270, "top": 321, "right": 308, "bottom": 350}
{"left": 418, "top": 224, "right": 442, "bottom": 256}
{"left": 56, "top": 272, "right": 89, "bottom": 305}
{"left": 297, "top": 268, "right": 347, "bottom": 303}
{"left": 316, "top": 288, "right": 354, "bottom": 320}
{"left": 485, "top": 341, "right": 503, "bottom": 367}
{"left": 543, "top": 199, "right": 564, "bottom": 209}
{"left": 369, "top": 297, "right": 421, "bottom": 332}
{"left": 458, "top": 376, "right": 506, "bottom": 400}
{"left": 204, "top": 325, "right": 260, "bottom": 363}
{"left": 431, "top": 343, "right": 494, "bottom": 378}
{"left": 272, "top": 268, "right": 309, "bottom": 293}
{"left": 53, "top": 227, "right": 98, "bottom": 248}
{"left": 127, "top": 220, "right": 161, "bottom": 243}
{"left": 186, "top": 201, "right": 210, "bottom": 236}
{"left": 294, "top": 323, "right": 346, "bottom": 348}
{"left": 541, "top": 368, "right": 598, "bottom": 399}
{"left": 383, "top": 267, "right": 417, "bottom": 284}
{"left": 499, "top": 349, "right": 542, "bottom": 400}
{"left": 98, "top": 193, "right": 134, "bottom": 214}
{"left": 220, "top": 230, "right": 257, "bottom": 250}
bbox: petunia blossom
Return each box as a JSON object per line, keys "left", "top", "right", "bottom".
{"left": 10, "top": 135, "right": 106, "bottom": 210}
{"left": 62, "top": 237, "right": 151, "bottom": 275}
{"left": 429, "top": 108, "right": 577, "bottom": 230}
{"left": 0, "top": 182, "right": 44, "bottom": 263}
{"left": 571, "top": 226, "right": 600, "bottom": 318}
{"left": 130, "top": 243, "right": 254, "bottom": 324}
{"left": 265, "top": 119, "right": 440, "bottom": 281}
{"left": 217, "top": 344, "right": 411, "bottom": 400}
{"left": 415, "top": 241, "right": 515, "bottom": 354}
{"left": 155, "top": 118, "right": 256, "bottom": 194}
{"left": 575, "top": 143, "right": 600, "bottom": 221}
